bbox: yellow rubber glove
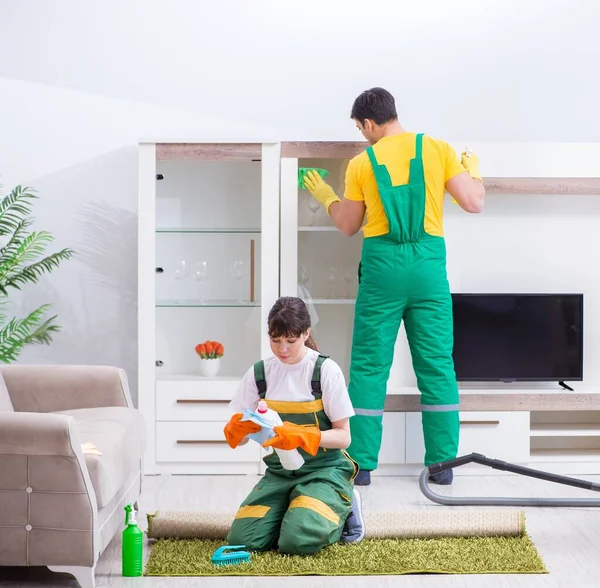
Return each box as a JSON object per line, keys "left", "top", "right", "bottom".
{"left": 461, "top": 150, "right": 482, "bottom": 182}
{"left": 450, "top": 148, "right": 482, "bottom": 205}
{"left": 303, "top": 170, "right": 341, "bottom": 215}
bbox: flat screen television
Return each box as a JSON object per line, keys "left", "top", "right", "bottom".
{"left": 451, "top": 293, "right": 583, "bottom": 384}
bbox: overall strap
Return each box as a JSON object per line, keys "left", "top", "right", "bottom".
{"left": 366, "top": 146, "right": 393, "bottom": 190}
{"left": 253, "top": 360, "right": 267, "bottom": 399}
{"left": 310, "top": 355, "right": 328, "bottom": 400}
{"left": 409, "top": 133, "right": 425, "bottom": 185}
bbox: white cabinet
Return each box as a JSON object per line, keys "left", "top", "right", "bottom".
{"left": 138, "top": 142, "right": 280, "bottom": 475}
{"left": 138, "top": 140, "right": 600, "bottom": 477}
{"left": 405, "top": 411, "right": 531, "bottom": 473}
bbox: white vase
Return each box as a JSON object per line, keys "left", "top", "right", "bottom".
{"left": 199, "top": 358, "right": 221, "bottom": 378}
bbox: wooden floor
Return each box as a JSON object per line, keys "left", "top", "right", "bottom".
{"left": 2, "top": 472, "right": 600, "bottom": 587}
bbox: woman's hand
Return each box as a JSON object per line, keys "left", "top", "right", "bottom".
{"left": 318, "top": 418, "right": 351, "bottom": 449}
{"left": 262, "top": 422, "right": 322, "bottom": 456}
{"left": 223, "top": 413, "right": 261, "bottom": 448}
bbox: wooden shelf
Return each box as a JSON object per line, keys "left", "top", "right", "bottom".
{"left": 384, "top": 390, "right": 600, "bottom": 412}
{"left": 281, "top": 141, "right": 600, "bottom": 195}
{"left": 156, "top": 143, "right": 262, "bottom": 161}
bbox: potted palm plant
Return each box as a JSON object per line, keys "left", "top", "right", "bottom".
{"left": 0, "top": 183, "right": 74, "bottom": 363}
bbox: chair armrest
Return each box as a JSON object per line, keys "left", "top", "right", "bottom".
{"left": 0, "top": 365, "right": 133, "bottom": 413}
{"left": 0, "top": 411, "right": 81, "bottom": 456}
{"left": 0, "top": 411, "right": 98, "bottom": 568}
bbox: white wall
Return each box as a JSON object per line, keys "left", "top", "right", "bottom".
{"left": 1, "top": 0, "right": 598, "bottom": 402}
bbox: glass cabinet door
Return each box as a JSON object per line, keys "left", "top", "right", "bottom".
{"left": 280, "top": 154, "right": 363, "bottom": 381}
{"left": 154, "top": 150, "right": 266, "bottom": 380}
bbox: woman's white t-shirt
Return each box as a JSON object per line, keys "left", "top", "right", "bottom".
{"left": 229, "top": 348, "right": 355, "bottom": 423}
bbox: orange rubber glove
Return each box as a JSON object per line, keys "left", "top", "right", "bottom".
{"left": 223, "top": 413, "right": 261, "bottom": 449}
{"left": 262, "top": 422, "right": 322, "bottom": 456}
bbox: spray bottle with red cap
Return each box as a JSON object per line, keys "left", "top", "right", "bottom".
{"left": 255, "top": 400, "right": 305, "bottom": 470}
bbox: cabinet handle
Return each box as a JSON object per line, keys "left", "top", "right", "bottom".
{"left": 460, "top": 420, "right": 500, "bottom": 426}
{"left": 176, "top": 399, "right": 230, "bottom": 404}
{"left": 176, "top": 439, "right": 228, "bottom": 445}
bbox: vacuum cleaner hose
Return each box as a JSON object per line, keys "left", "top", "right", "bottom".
{"left": 421, "top": 452, "right": 600, "bottom": 507}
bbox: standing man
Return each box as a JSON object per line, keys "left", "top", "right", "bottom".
{"left": 303, "top": 87, "right": 485, "bottom": 486}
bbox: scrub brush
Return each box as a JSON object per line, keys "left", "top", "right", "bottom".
{"left": 298, "top": 167, "right": 329, "bottom": 189}
{"left": 211, "top": 545, "right": 251, "bottom": 566}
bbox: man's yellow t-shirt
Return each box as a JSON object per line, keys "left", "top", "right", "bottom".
{"left": 344, "top": 133, "right": 466, "bottom": 238}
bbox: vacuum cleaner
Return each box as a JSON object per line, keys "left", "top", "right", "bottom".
{"left": 420, "top": 452, "right": 600, "bottom": 506}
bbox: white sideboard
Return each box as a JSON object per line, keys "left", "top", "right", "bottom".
{"left": 138, "top": 140, "right": 600, "bottom": 476}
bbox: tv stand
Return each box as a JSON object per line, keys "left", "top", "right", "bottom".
{"left": 558, "top": 381, "right": 575, "bottom": 392}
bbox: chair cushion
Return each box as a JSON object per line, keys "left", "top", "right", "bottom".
{"left": 0, "top": 373, "right": 14, "bottom": 412}
{"left": 55, "top": 407, "right": 146, "bottom": 508}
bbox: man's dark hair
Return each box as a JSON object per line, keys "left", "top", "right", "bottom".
{"left": 350, "top": 87, "right": 398, "bottom": 126}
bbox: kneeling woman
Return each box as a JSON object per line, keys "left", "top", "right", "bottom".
{"left": 223, "top": 296, "right": 364, "bottom": 555}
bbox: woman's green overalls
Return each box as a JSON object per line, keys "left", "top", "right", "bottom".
{"left": 227, "top": 355, "right": 357, "bottom": 555}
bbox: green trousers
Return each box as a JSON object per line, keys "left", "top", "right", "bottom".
{"left": 347, "top": 134, "right": 460, "bottom": 471}
{"left": 227, "top": 460, "right": 354, "bottom": 555}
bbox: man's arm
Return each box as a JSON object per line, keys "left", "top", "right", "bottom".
{"left": 328, "top": 199, "right": 365, "bottom": 236}
{"left": 446, "top": 172, "right": 485, "bottom": 213}
{"left": 445, "top": 148, "right": 485, "bottom": 213}
{"left": 303, "top": 170, "right": 365, "bottom": 237}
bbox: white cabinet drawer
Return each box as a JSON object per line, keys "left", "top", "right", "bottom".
{"left": 156, "top": 421, "right": 260, "bottom": 463}
{"left": 378, "top": 413, "right": 406, "bottom": 464}
{"left": 156, "top": 379, "right": 238, "bottom": 422}
{"left": 406, "top": 411, "right": 530, "bottom": 465}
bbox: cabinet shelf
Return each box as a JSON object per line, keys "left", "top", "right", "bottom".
{"left": 156, "top": 299, "right": 260, "bottom": 308}
{"left": 307, "top": 298, "right": 356, "bottom": 305}
{"left": 298, "top": 226, "right": 338, "bottom": 232}
{"left": 156, "top": 228, "right": 260, "bottom": 234}
{"left": 530, "top": 424, "right": 600, "bottom": 437}
{"left": 529, "top": 449, "right": 600, "bottom": 462}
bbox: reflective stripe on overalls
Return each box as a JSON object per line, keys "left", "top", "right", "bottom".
{"left": 227, "top": 354, "right": 358, "bottom": 555}
{"left": 347, "top": 133, "right": 460, "bottom": 470}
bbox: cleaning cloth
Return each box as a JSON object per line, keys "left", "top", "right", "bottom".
{"left": 240, "top": 408, "right": 275, "bottom": 445}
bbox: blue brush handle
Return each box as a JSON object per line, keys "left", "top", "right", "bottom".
{"left": 212, "top": 545, "right": 247, "bottom": 557}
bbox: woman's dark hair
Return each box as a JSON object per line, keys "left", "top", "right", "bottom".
{"left": 350, "top": 87, "right": 398, "bottom": 126}
{"left": 267, "top": 297, "right": 318, "bottom": 351}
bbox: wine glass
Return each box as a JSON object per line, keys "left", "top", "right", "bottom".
{"left": 229, "top": 260, "right": 249, "bottom": 302}
{"left": 298, "top": 265, "right": 309, "bottom": 286}
{"left": 343, "top": 265, "right": 357, "bottom": 299}
{"left": 174, "top": 260, "right": 188, "bottom": 280}
{"left": 307, "top": 198, "right": 320, "bottom": 226}
{"left": 327, "top": 266, "right": 339, "bottom": 299}
{"left": 194, "top": 261, "right": 210, "bottom": 303}
{"left": 173, "top": 260, "right": 188, "bottom": 304}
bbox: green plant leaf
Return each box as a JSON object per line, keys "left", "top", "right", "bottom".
{"left": 0, "top": 304, "right": 59, "bottom": 363}
{"left": 0, "top": 181, "right": 72, "bottom": 362}
{"left": 0, "top": 185, "right": 37, "bottom": 236}
{"left": 3, "top": 248, "right": 74, "bottom": 290}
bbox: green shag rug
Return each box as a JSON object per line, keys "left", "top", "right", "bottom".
{"left": 144, "top": 536, "right": 547, "bottom": 577}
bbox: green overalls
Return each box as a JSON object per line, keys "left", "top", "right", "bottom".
{"left": 347, "top": 133, "right": 460, "bottom": 471}
{"left": 227, "top": 355, "right": 357, "bottom": 555}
